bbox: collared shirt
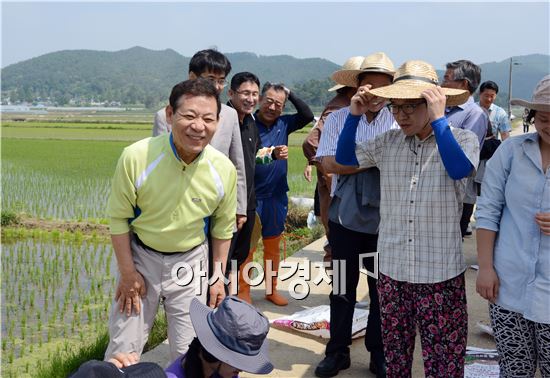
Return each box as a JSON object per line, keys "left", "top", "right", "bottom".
{"left": 445, "top": 96, "right": 488, "bottom": 146}
{"left": 477, "top": 102, "right": 511, "bottom": 140}
{"left": 316, "top": 106, "right": 398, "bottom": 195}
{"left": 254, "top": 114, "right": 306, "bottom": 198}
{"left": 475, "top": 133, "right": 550, "bottom": 323}
{"left": 446, "top": 96, "right": 488, "bottom": 204}
{"left": 107, "top": 133, "right": 237, "bottom": 252}
{"left": 355, "top": 126, "right": 480, "bottom": 283}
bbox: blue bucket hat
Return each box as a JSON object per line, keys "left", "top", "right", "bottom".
{"left": 190, "top": 296, "right": 273, "bottom": 374}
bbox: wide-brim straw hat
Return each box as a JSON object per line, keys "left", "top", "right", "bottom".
{"left": 369, "top": 60, "right": 470, "bottom": 107}
{"left": 190, "top": 297, "right": 273, "bottom": 374}
{"left": 510, "top": 75, "right": 550, "bottom": 112}
{"left": 331, "top": 52, "right": 395, "bottom": 88}
{"left": 328, "top": 56, "right": 365, "bottom": 91}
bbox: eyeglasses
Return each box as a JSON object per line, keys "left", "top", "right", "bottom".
{"left": 235, "top": 90, "right": 259, "bottom": 98}
{"left": 202, "top": 76, "right": 227, "bottom": 87}
{"left": 263, "top": 97, "right": 284, "bottom": 110}
{"left": 388, "top": 101, "right": 426, "bottom": 115}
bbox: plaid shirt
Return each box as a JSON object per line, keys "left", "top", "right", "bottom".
{"left": 355, "top": 127, "right": 480, "bottom": 283}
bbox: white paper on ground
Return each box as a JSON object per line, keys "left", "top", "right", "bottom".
{"left": 271, "top": 304, "right": 369, "bottom": 339}
{"left": 464, "top": 363, "right": 499, "bottom": 377}
{"left": 464, "top": 346, "right": 499, "bottom": 377}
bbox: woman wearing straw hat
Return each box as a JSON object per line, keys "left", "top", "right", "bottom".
{"left": 475, "top": 75, "right": 550, "bottom": 377}
{"left": 105, "top": 296, "right": 274, "bottom": 378}
{"left": 335, "top": 60, "right": 480, "bottom": 377}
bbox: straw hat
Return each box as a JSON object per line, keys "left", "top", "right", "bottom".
{"left": 331, "top": 52, "right": 395, "bottom": 88}
{"left": 328, "top": 56, "right": 365, "bottom": 91}
{"left": 510, "top": 75, "right": 550, "bottom": 112}
{"left": 369, "top": 60, "right": 470, "bottom": 107}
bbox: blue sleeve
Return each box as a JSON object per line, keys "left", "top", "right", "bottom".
{"left": 286, "top": 92, "right": 314, "bottom": 134}
{"left": 335, "top": 114, "right": 361, "bottom": 166}
{"left": 431, "top": 117, "right": 474, "bottom": 180}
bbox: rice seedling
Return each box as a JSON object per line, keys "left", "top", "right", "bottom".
{"left": 1, "top": 238, "right": 118, "bottom": 377}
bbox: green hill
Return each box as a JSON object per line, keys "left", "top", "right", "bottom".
{"left": 1, "top": 47, "right": 547, "bottom": 109}
{"left": 1, "top": 47, "right": 339, "bottom": 107}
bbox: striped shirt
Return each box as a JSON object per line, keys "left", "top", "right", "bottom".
{"left": 316, "top": 106, "right": 398, "bottom": 195}
{"left": 355, "top": 127, "right": 480, "bottom": 283}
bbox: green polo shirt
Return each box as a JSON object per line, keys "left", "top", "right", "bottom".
{"left": 107, "top": 133, "right": 237, "bottom": 252}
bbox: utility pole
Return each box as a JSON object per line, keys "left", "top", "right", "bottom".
{"left": 508, "top": 58, "right": 520, "bottom": 121}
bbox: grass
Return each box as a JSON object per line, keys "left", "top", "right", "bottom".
{"left": 2, "top": 139, "right": 128, "bottom": 219}
{"left": 2, "top": 121, "right": 153, "bottom": 129}
{"left": 1, "top": 110, "right": 156, "bottom": 124}
{"left": 1, "top": 124, "right": 317, "bottom": 219}
{"left": 1, "top": 210, "right": 19, "bottom": 226}
{"left": 2, "top": 126, "right": 151, "bottom": 140}
{"left": 0, "top": 232, "right": 170, "bottom": 378}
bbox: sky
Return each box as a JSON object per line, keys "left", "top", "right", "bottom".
{"left": 1, "top": 1, "right": 549, "bottom": 70}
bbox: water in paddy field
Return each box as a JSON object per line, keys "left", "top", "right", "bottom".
{"left": 1, "top": 237, "right": 117, "bottom": 377}
{"left": 1, "top": 161, "right": 111, "bottom": 220}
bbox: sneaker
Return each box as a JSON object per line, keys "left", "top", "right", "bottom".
{"left": 314, "top": 353, "right": 351, "bottom": 377}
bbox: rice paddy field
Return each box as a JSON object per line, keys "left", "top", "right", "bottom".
{"left": 1, "top": 109, "right": 316, "bottom": 377}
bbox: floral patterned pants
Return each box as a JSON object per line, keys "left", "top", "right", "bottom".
{"left": 377, "top": 273, "right": 467, "bottom": 378}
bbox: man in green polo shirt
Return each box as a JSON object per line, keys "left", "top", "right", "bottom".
{"left": 104, "top": 78, "right": 237, "bottom": 361}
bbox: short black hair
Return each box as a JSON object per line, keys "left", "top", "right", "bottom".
{"left": 480, "top": 80, "right": 499, "bottom": 94}
{"left": 230, "top": 72, "right": 260, "bottom": 91}
{"left": 189, "top": 49, "right": 232, "bottom": 77}
{"left": 446, "top": 60, "right": 481, "bottom": 94}
{"left": 169, "top": 78, "right": 221, "bottom": 117}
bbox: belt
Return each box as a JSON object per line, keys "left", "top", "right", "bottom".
{"left": 134, "top": 234, "right": 185, "bottom": 256}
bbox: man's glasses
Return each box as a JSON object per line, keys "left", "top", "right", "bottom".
{"left": 264, "top": 98, "right": 284, "bottom": 110}
{"left": 203, "top": 76, "right": 227, "bottom": 87}
{"left": 235, "top": 90, "right": 259, "bottom": 98}
{"left": 388, "top": 101, "right": 426, "bottom": 115}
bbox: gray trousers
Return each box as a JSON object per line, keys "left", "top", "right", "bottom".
{"left": 104, "top": 236, "right": 208, "bottom": 361}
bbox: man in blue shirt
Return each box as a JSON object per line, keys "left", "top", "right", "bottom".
{"left": 478, "top": 80, "right": 512, "bottom": 140}
{"left": 442, "top": 60, "right": 488, "bottom": 238}
{"left": 253, "top": 82, "right": 314, "bottom": 306}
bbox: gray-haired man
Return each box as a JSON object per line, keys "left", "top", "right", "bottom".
{"left": 442, "top": 59, "right": 488, "bottom": 238}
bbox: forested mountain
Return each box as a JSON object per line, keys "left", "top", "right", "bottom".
{"left": 1, "top": 47, "right": 548, "bottom": 109}
{"left": 1, "top": 47, "right": 339, "bottom": 107}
